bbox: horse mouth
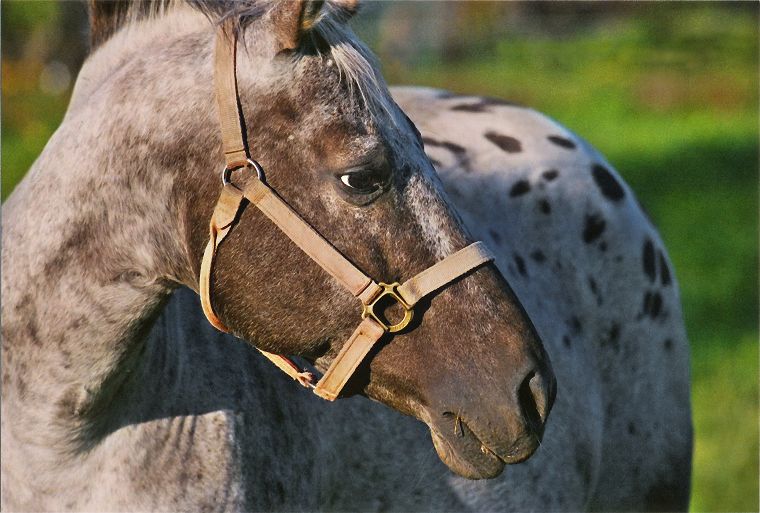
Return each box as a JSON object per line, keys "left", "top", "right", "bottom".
{"left": 427, "top": 415, "right": 540, "bottom": 480}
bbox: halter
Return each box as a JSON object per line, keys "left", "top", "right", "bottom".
{"left": 200, "top": 23, "right": 496, "bottom": 401}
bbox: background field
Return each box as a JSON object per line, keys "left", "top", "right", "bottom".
{"left": 3, "top": 2, "right": 758, "bottom": 511}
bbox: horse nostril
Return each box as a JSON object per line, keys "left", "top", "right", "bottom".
{"left": 518, "top": 370, "right": 551, "bottom": 436}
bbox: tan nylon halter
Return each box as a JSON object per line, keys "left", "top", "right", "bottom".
{"left": 200, "top": 22, "right": 495, "bottom": 401}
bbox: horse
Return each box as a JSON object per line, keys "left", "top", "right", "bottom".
{"left": 1, "top": 1, "right": 692, "bottom": 511}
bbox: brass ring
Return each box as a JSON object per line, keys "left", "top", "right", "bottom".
{"left": 361, "top": 282, "right": 414, "bottom": 333}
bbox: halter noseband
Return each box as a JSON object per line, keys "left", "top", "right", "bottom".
{"left": 200, "top": 22, "right": 496, "bottom": 401}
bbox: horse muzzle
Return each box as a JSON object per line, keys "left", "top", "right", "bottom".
{"left": 420, "top": 359, "right": 555, "bottom": 479}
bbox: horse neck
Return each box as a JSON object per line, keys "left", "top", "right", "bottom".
{"left": 1, "top": 11, "right": 217, "bottom": 454}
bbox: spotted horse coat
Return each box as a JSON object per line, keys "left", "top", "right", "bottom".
{"left": 133, "top": 87, "right": 692, "bottom": 511}
{"left": 391, "top": 87, "right": 692, "bottom": 511}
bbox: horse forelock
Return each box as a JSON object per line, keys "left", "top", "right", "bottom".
{"left": 310, "top": 14, "right": 397, "bottom": 125}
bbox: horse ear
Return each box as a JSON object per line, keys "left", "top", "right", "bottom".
{"left": 271, "top": 0, "right": 325, "bottom": 52}
{"left": 270, "top": 0, "right": 360, "bottom": 52}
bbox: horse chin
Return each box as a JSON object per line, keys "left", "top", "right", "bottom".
{"left": 429, "top": 428, "right": 506, "bottom": 480}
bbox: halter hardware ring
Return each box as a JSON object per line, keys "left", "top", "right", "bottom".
{"left": 222, "top": 158, "right": 265, "bottom": 186}
{"left": 361, "top": 282, "right": 414, "bottom": 333}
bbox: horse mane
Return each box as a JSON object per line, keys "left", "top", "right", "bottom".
{"left": 89, "top": 0, "right": 178, "bottom": 49}
{"left": 88, "top": 0, "right": 392, "bottom": 118}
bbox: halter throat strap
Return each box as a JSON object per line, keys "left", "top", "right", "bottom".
{"left": 200, "top": 22, "right": 495, "bottom": 401}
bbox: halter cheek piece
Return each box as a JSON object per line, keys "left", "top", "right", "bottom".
{"left": 200, "top": 23, "right": 495, "bottom": 401}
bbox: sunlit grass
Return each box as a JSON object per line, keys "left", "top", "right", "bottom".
{"left": 691, "top": 336, "right": 758, "bottom": 512}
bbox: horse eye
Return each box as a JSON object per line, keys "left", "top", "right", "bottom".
{"left": 338, "top": 170, "right": 383, "bottom": 195}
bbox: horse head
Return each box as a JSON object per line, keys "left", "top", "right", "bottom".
{"left": 181, "top": 0, "right": 556, "bottom": 479}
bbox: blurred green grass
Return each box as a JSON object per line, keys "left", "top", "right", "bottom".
{"left": 2, "top": 3, "right": 758, "bottom": 512}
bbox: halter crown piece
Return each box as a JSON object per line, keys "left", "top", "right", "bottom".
{"left": 200, "top": 22, "right": 496, "bottom": 401}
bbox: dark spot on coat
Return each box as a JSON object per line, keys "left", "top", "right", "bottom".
{"left": 643, "top": 239, "right": 656, "bottom": 282}
{"left": 583, "top": 214, "right": 606, "bottom": 243}
{"left": 567, "top": 316, "right": 582, "bottom": 335}
{"left": 628, "top": 422, "right": 637, "bottom": 435}
{"left": 477, "top": 96, "right": 520, "bottom": 107}
{"left": 442, "top": 93, "right": 518, "bottom": 106}
{"left": 591, "top": 164, "right": 625, "bottom": 202}
{"left": 609, "top": 323, "right": 620, "bottom": 341}
{"left": 483, "top": 96, "right": 518, "bottom": 106}
{"left": 441, "top": 141, "right": 466, "bottom": 156}
{"left": 601, "top": 322, "right": 621, "bottom": 352}
{"left": 600, "top": 241, "right": 608, "bottom": 252}
{"left": 485, "top": 131, "right": 522, "bottom": 153}
{"left": 562, "top": 335, "right": 572, "bottom": 348}
{"left": 547, "top": 135, "right": 577, "bottom": 149}
{"left": 514, "top": 254, "right": 527, "bottom": 277}
{"left": 642, "top": 291, "right": 663, "bottom": 318}
{"left": 588, "top": 276, "right": 602, "bottom": 305}
{"left": 450, "top": 98, "right": 519, "bottom": 112}
{"left": 651, "top": 292, "right": 663, "bottom": 318}
{"left": 450, "top": 102, "right": 490, "bottom": 113}
{"left": 510, "top": 180, "right": 531, "bottom": 197}
{"left": 663, "top": 338, "right": 673, "bottom": 352}
{"left": 530, "top": 250, "right": 546, "bottom": 263}
{"left": 421, "top": 137, "right": 466, "bottom": 156}
{"left": 488, "top": 229, "right": 501, "bottom": 244}
{"left": 542, "top": 169, "right": 559, "bottom": 181}
{"left": 421, "top": 137, "right": 469, "bottom": 171}
{"left": 539, "top": 199, "right": 551, "bottom": 214}
{"left": 643, "top": 291, "right": 653, "bottom": 315}
{"left": 659, "top": 251, "right": 671, "bottom": 286}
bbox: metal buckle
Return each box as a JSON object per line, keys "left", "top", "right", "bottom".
{"left": 361, "top": 282, "right": 414, "bottom": 333}
{"left": 221, "top": 158, "right": 265, "bottom": 186}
